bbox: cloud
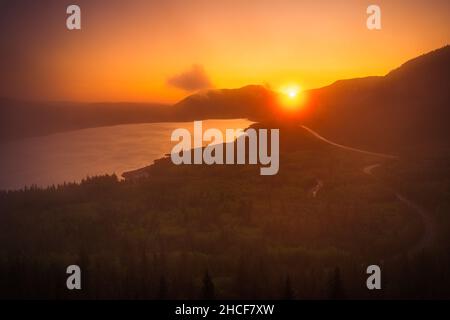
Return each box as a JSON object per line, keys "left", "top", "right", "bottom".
{"left": 167, "top": 65, "right": 212, "bottom": 91}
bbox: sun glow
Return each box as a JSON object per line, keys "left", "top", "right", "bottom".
{"left": 278, "top": 84, "right": 305, "bottom": 110}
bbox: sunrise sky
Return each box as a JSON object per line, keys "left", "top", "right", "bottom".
{"left": 0, "top": 0, "right": 449, "bottom": 103}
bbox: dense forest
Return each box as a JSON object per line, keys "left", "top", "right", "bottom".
{"left": 1, "top": 123, "right": 449, "bottom": 299}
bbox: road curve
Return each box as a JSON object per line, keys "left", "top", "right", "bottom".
{"left": 300, "top": 125, "right": 399, "bottom": 160}
{"left": 364, "top": 163, "right": 436, "bottom": 256}
{"left": 300, "top": 125, "right": 435, "bottom": 256}
{"left": 363, "top": 163, "right": 382, "bottom": 175}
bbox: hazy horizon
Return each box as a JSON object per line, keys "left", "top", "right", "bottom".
{"left": 1, "top": 0, "right": 449, "bottom": 103}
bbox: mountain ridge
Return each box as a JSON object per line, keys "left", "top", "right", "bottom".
{"left": 1, "top": 45, "right": 449, "bottom": 148}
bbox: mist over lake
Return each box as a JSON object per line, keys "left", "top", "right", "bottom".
{"left": 0, "top": 119, "right": 253, "bottom": 190}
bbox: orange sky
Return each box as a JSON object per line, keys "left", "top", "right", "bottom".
{"left": 0, "top": 0, "right": 449, "bottom": 103}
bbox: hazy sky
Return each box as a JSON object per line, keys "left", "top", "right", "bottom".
{"left": 0, "top": 0, "right": 449, "bottom": 103}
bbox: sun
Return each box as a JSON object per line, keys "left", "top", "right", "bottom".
{"left": 288, "top": 89, "right": 298, "bottom": 98}
{"left": 278, "top": 84, "right": 305, "bottom": 110}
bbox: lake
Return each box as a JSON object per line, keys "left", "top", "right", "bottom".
{"left": 0, "top": 119, "right": 253, "bottom": 190}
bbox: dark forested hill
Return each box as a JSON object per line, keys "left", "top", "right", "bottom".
{"left": 303, "top": 45, "right": 450, "bottom": 152}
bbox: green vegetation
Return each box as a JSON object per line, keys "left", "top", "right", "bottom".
{"left": 0, "top": 126, "right": 449, "bottom": 299}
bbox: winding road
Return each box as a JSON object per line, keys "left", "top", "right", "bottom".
{"left": 310, "top": 179, "right": 323, "bottom": 198}
{"left": 300, "top": 125, "right": 399, "bottom": 160}
{"left": 300, "top": 125, "right": 436, "bottom": 256}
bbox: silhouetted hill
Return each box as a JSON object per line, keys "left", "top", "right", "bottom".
{"left": 0, "top": 86, "right": 277, "bottom": 141}
{"left": 2, "top": 45, "right": 449, "bottom": 149}
{"left": 304, "top": 45, "right": 450, "bottom": 152}
{"left": 386, "top": 45, "right": 450, "bottom": 94}
{"left": 172, "top": 85, "right": 278, "bottom": 121}
{"left": 165, "top": 46, "right": 450, "bottom": 152}
{"left": 0, "top": 100, "right": 169, "bottom": 140}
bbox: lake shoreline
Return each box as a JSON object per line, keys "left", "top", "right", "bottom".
{"left": 0, "top": 119, "right": 254, "bottom": 191}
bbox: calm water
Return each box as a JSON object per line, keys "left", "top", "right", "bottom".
{"left": 0, "top": 119, "right": 253, "bottom": 190}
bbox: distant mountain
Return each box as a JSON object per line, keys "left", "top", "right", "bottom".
{"left": 303, "top": 45, "right": 450, "bottom": 152}
{"left": 171, "top": 85, "right": 278, "bottom": 121}
{"left": 0, "top": 100, "right": 169, "bottom": 141}
{"left": 171, "top": 46, "right": 450, "bottom": 152}
{"left": 2, "top": 45, "right": 449, "bottom": 149}
{"left": 385, "top": 45, "right": 450, "bottom": 96}
{"left": 0, "top": 85, "right": 278, "bottom": 141}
